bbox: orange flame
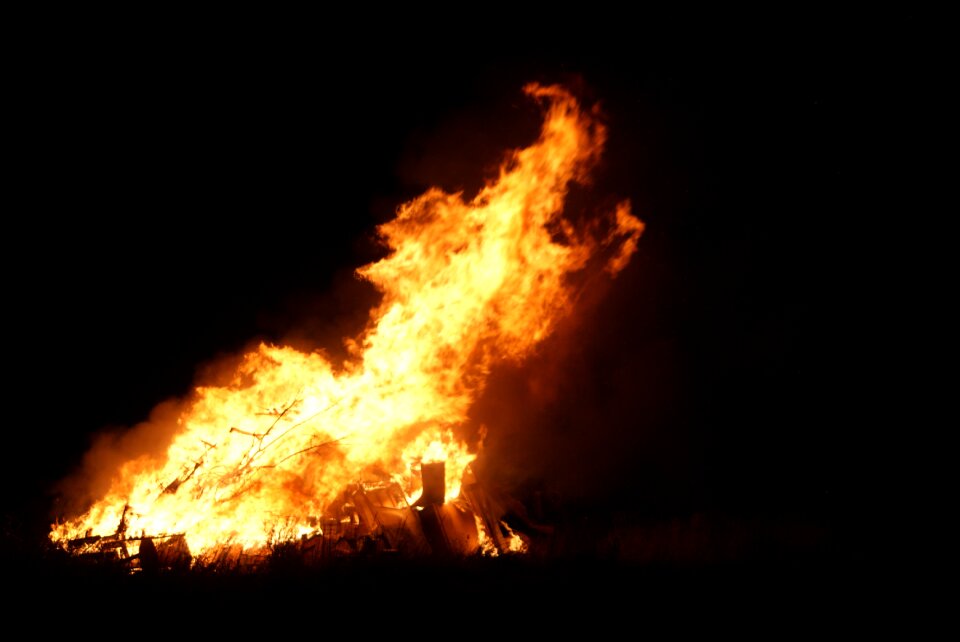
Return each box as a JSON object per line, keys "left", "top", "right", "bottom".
{"left": 51, "top": 83, "right": 643, "bottom": 556}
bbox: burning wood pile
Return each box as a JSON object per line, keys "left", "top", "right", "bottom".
{"left": 61, "top": 462, "right": 533, "bottom": 572}
{"left": 50, "top": 83, "right": 642, "bottom": 571}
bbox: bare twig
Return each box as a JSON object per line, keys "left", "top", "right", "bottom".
{"left": 260, "top": 438, "right": 342, "bottom": 468}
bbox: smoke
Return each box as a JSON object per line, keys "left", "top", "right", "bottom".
{"left": 469, "top": 235, "right": 690, "bottom": 512}
{"left": 268, "top": 268, "right": 384, "bottom": 369}
{"left": 53, "top": 399, "right": 183, "bottom": 519}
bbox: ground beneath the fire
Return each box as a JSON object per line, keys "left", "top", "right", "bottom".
{"left": 6, "top": 508, "right": 885, "bottom": 626}
{"left": 8, "top": 557, "right": 889, "bottom": 632}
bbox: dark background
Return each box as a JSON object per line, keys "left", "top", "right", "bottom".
{"left": 4, "top": 23, "right": 879, "bottom": 565}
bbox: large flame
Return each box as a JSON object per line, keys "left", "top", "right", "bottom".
{"left": 51, "top": 84, "right": 643, "bottom": 556}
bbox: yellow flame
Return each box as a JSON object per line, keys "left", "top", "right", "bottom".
{"left": 51, "top": 83, "right": 643, "bottom": 556}
{"left": 473, "top": 517, "right": 526, "bottom": 557}
{"left": 475, "top": 515, "right": 500, "bottom": 557}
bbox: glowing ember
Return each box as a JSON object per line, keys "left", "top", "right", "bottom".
{"left": 51, "top": 83, "right": 643, "bottom": 558}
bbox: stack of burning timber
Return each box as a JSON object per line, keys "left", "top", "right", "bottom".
{"left": 61, "top": 463, "right": 536, "bottom": 573}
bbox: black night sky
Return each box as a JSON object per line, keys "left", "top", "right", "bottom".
{"left": 4, "top": 23, "right": 883, "bottom": 591}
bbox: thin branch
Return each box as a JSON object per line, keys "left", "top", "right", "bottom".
{"left": 258, "top": 396, "right": 346, "bottom": 455}
{"left": 259, "top": 438, "right": 342, "bottom": 469}
{"left": 229, "top": 427, "right": 264, "bottom": 439}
